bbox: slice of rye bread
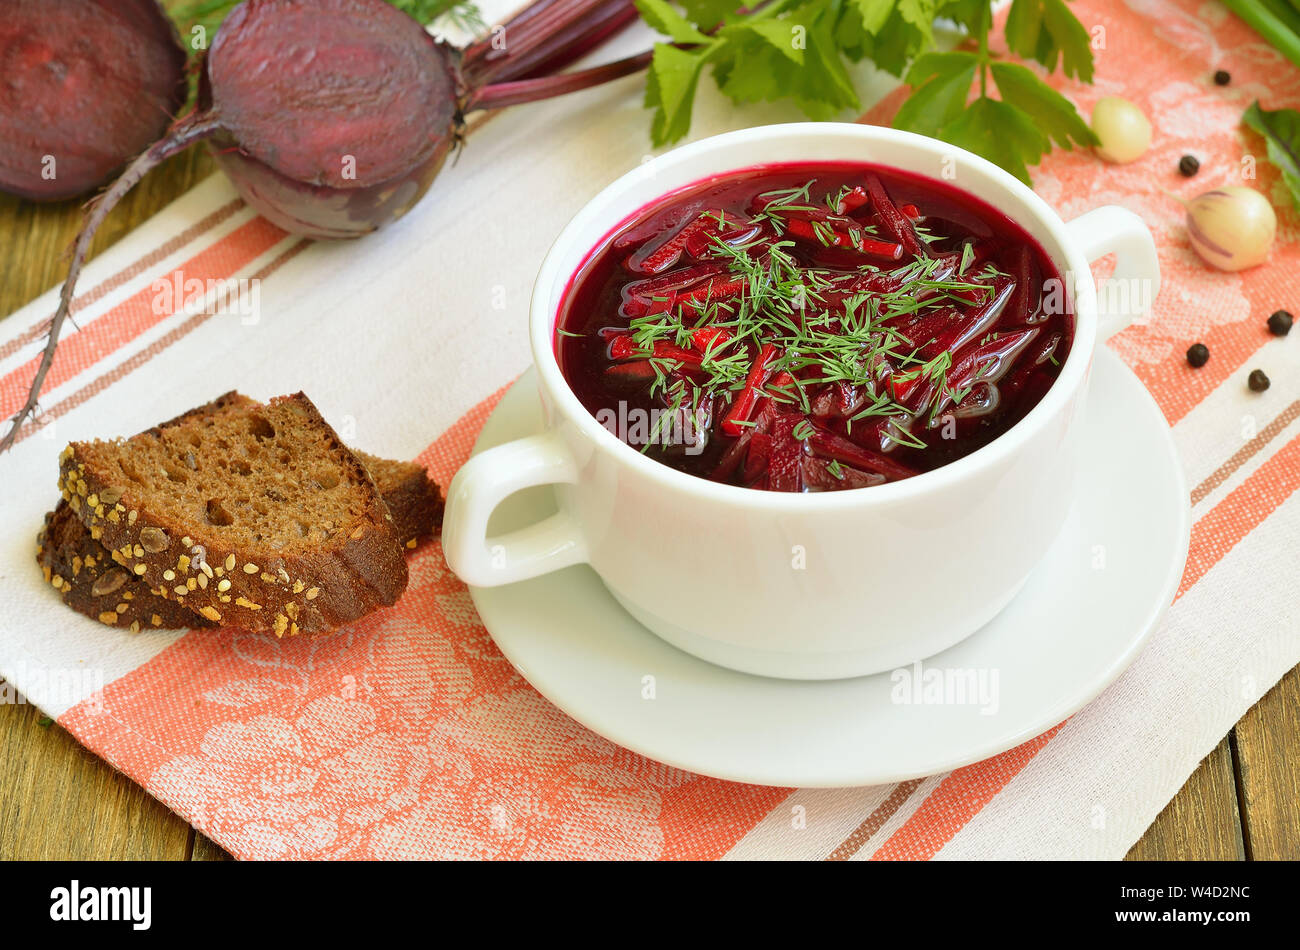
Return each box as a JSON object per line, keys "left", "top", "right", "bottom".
{"left": 57, "top": 392, "right": 411, "bottom": 635}
{"left": 139, "top": 390, "right": 444, "bottom": 550}
{"left": 38, "top": 450, "right": 443, "bottom": 634}
{"left": 147, "top": 390, "right": 444, "bottom": 549}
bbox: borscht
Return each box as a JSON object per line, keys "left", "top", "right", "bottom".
{"left": 556, "top": 163, "right": 1072, "bottom": 492}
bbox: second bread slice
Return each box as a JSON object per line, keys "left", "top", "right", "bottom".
{"left": 58, "top": 393, "right": 408, "bottom": 635}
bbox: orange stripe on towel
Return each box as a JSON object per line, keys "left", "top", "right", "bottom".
{"left": 870, "top": 725, "right": 1065, "bottom": 860}
{"left": 0, "top": 217, "right": 286, "bottom": 418}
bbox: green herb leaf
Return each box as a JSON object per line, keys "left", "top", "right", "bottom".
{"left": 1243, "top": 100, "right": 1300, "bottom": 208}
{"left": 635, "top": 0, "right": 713, "bottom": 43}
{"left": 713, "top": 39, "right": 790, "bottom": 105}
{"left": 894, "top": 58, "right": 1088, "bottom": 184}
{"left": 845, "top": 0, "right": 899, "bottom": 36}
{"left": 711, "top": 0, "right": 859, "bottom": 121}
{"left": 678, "top": 0, "right": 745, "bottom": 29}
{"left": 940, "top": 96, "right": 1051, "bottom": 185}
{"left": 935, "top": 0, "right": 991, "bottom": 33}
{"left": 990, "top": 61, "right": 1098, "bottom": 149}
{"left": 1004, "top": 0, "right": 1095, "bottom": 83}
{"left": 895, "top": 0, "right": 937, "bottom": 48}
{"left": 732, "top": 19, "right": 807, "bottom": 64}
{"left": 892, "top": 51, "right": 979, "bottom": 137}
{"left": 789, "top": 6, "right": 864, "bottom": 116}
{"left": 864, "top": 0, "right": 936, "bottom": 75}
{"left": 645, "top": 43, "right": 708, "bottom": 146}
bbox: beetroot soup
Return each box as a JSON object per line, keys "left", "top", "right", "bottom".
{"left": 555, "top": 163, "right": 1072, "bottom": 492}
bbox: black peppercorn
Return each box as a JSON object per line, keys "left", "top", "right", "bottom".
{"left": 1179, "top": 155, "right": 1200, "bottom": 177}
{"left": 1248, "top": 369, "right": 1270, "bottom": 392}
{"left": 1214, "top": 69, "right": 1231, "bottom": 86}
{"left": 1268, "top": 309, "right": 1293, "bottom": 336}
{"left": 1187, "top": 342, "right": 1210, "bottom": 368}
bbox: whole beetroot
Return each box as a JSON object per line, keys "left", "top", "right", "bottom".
{"left": 0, "top": 0, "right": 187, "bottom": 201}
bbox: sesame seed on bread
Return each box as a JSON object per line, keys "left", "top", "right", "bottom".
{"left": 38, "top": 501, "right": 217, "bottom": 633}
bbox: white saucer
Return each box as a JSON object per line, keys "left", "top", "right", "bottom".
{"left": 467, "top": 348, "right": 1190, "bottom": 787}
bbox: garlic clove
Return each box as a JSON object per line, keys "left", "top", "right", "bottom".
{"left": 1186, "top": 186, "right": 1276, "bottom": 272}
{"left": 1091, "top": 97, "right": 1152, "bottom": 164}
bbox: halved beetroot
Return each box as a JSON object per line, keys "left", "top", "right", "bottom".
{"left": 200, "top": 0, "right": 462, "bottom": 238}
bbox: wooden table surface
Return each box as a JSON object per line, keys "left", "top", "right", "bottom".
{"left": 1, "top": 137, "right": 1296, "bottom": 863}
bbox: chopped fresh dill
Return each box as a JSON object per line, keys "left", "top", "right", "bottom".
{"left": 959, "top": 242, "right": 975, "bottom": 275}
{"left": 592, "top": 176, "right": 1054, "bottom": 479}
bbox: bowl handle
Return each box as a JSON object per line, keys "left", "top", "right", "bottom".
{"left": 1065, "top": 205, "right": 1161, "bottom": 341}
{"left": 442, "top": 430, "right": 588, "bottom": 587}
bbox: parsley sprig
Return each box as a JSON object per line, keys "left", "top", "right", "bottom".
{"left": 635, "top": 0, "right": 1098, "bottom": 185}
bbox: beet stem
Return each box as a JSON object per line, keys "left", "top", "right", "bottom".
{"left": 467, "top": 49, "right": 653, "bottom": 111}
{"left": 461, "top": 0, "right": 639, "bottom": 87}
{"left": 0, "top": 111, "right": 223, "bottom": 454}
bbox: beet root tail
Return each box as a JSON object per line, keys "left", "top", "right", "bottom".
{"left": 0, "top": 111, "right": 223, "bottom": 454}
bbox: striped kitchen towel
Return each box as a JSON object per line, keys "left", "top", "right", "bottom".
{"left": 0, "top": 0, "right": 1296, "bottom": 859}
